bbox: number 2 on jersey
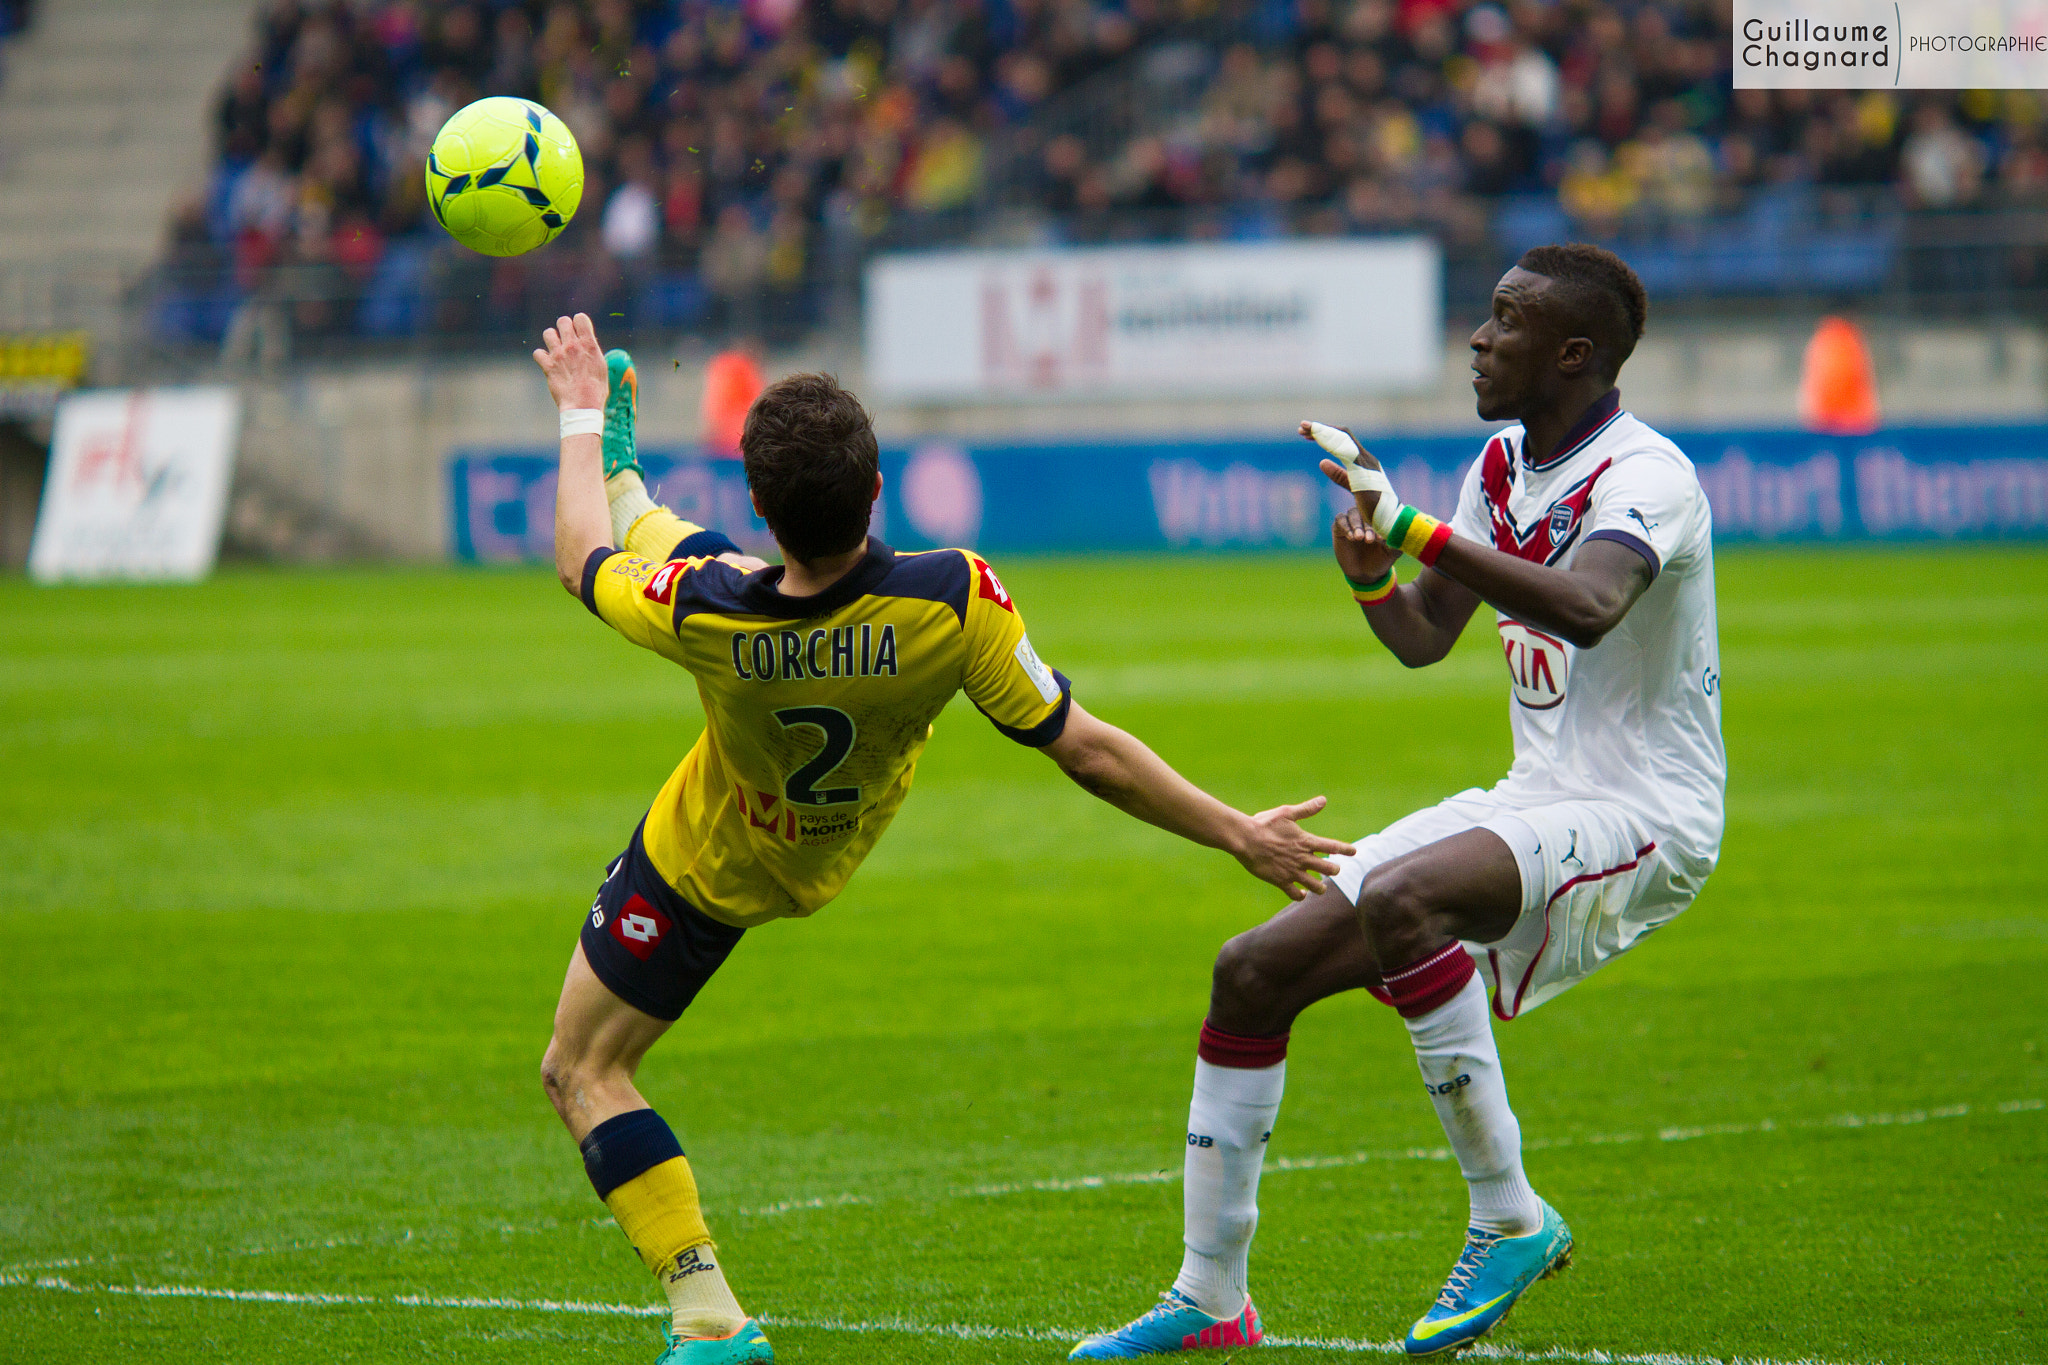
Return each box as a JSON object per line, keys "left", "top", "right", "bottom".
{"left": 773, "top": 706, "right": 860, "bottom": 806}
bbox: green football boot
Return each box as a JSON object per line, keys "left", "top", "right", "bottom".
{"left": 653, "top": 1319, "right": 773, "bottom": 1365}
{"left": 603, "top": 348, "right": 641, "bottom": 480}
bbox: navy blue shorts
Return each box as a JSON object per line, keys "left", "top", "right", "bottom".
{"left": 580, "top": 822, "right": 745, "bottom": 1022}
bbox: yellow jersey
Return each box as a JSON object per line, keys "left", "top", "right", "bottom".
{"left": 580, "top": 538, "right": 1072, "bottom": 927}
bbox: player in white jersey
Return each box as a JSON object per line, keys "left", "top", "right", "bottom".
{"left": 1073, "top": 245, "right": 1725, "bottom": 1360}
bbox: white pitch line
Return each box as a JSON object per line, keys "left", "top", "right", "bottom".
{"left": 3, "top": 1273, "right": 1869, "bottom": 1365}
{"left": 937, "top": 1097, "right": 2041, "bottom": 1212}
{"left": 7, "top": 1096, "right": 2032, "bottom": 1285}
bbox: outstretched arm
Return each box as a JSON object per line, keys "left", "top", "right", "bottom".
{"left": 534, "top": 313, "right": 611, "bottom": 596}
{"left": 536, "top": 313, "right": 766, "bottom": 594}
{"left": 1041, "top": 701, "right": 1355, "bottom": 900}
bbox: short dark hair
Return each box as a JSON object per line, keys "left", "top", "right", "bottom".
{"left": 741, "top": 373, "right": 879, "bottom": 564}
{"left": 1516, "top": 243, "right": 1649, "bottom": 383}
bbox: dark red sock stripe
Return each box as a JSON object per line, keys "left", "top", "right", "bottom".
{"left": 1380, "top": 943, "right": 1476, "bottom": 1019}
{"left": 1198, "top": 1020, "right": 1289, "bottom": 1068}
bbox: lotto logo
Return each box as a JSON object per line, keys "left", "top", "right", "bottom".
{"left": 668, "top": 1247, "right": 717, "bottom": 1283}
{"left": 607, "top": 893, "right": 672, "bottom": 961}
{"left": 643, "top": 562, "right": 684, "bottom": 605}
{"left": 975, "top": 558, "right": 1013, "bottom": 612}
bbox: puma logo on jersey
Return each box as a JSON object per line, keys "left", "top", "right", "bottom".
{"left": 1628, "top": 507, "right": 1658, "bottom": 533}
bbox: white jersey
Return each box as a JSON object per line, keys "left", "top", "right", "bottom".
{"left": 1446, "top": 391, "right": 1725, "bottom": 871}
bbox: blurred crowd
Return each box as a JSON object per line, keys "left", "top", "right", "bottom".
{"left": 170, "top": 0, "right": 1128, "bottom": 336}
{"left": 1041, "top": 0, "right": 2048, "bottom": 245}
{"left": 165, "top": 0, "right": 2048, "bottom": 340}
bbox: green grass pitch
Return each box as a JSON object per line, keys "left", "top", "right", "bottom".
{"left": 1, "top": 549, "right": 2043, "bottom": 1365}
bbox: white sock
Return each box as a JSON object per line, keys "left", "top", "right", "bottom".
{"left": 1173, "top": 1056, "right": 1283, "bottom": 1317}
{"left": 663, "top": 1243, "right": 746, "bottom": 1339}
{"left": 606, "top": 470, "right": 657, "bottom": 545}
{"left": 1404, "top": 973, "right": 1542, "bottom": 1236}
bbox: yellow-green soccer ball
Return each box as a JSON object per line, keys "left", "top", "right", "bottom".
{"left": 424, "top": 97, "right": 584, "bottom": 256}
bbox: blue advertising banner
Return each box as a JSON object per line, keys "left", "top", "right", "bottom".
{"left": 449, "top": 423, "right": 2048, "bottom": 562}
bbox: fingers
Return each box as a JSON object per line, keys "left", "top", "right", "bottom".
{"left": 1320, "top": 457, "right": 1352, "bottom": 489}
{"left": 1309, "top": 837, "right": 1357, "bottom": 856}
{"left": 1279, "top": 795, "right": 1328, "bottom": 820}
{"left": 532, "top": 347, "right": 550, "bottom": 369}
{"left": 1297, "top": 420, "right": 1316, "bottom": 440}
{"left": 1306, "top": 857, "right": 1343, "bottom": 876}
{"left": 573, "top": 311, "right": 599, "bottom": 346}
{"left": 542, "top": 325, "right": 561, "bottom": 352}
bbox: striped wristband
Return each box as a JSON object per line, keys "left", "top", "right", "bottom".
{"left": 1346, "top": 567, "right": 1398, "bottom": 606}
{"left": 1386, "top": 505, "right": 1454, "bottom": 567}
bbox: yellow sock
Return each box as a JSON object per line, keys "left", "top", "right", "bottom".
{"left": 603, "top": 472, "right": 708, "bottom": 560}
{"left": 604, "top": 1155, "right": 746, "bottom": 1338}
{"left": 624, "top": 506, "right": 701, "bottom": 560}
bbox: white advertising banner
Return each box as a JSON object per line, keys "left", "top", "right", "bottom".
{"left": 865, "top": 238, "right": 1441, "bottom": 402}
{"left": 28, "top": 386, "right": 242, "bottom": 583}
{"left": 1734, "top": 1, "right": 2048, "bottom": 89}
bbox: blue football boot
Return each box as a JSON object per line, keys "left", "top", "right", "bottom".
{"left": 1069, "top": 1289, "right": 1263, "bottom": 1359}
{"left": 603, "top": 348, "right": 641, "bottom": 480}
{"left": 654, "top": 1318, "right": 773, "bottom": 1365}
{"left": 1402, "top": 1200, "right": 1572, "bottom": 1356}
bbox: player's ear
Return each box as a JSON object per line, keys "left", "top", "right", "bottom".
{"left": 871, "top": 470, "right": 884, "bottom": 504}
{"left": 1557, "top": 336, "right": 1595, "bottom": 377}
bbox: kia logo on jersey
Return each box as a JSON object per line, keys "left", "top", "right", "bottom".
{"left": 1498, "top": 620, "right": 1568, "bottom": 710}
{"left": 643, "top": 562, "right": 684, "bottom": 606}
{"left": 976, "top": 558, "right": 1013, "bottom": 611}
{"left": 608, "top": 893, "right": 672, "bottom": 960}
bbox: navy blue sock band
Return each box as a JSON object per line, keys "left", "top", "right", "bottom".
{"left": 579, "top": 1108, "right": 685, "bottom": 1200}
{"left": 672, "top": 529, "right": 741, "bottom": 561}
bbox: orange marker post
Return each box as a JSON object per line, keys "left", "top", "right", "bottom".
{"left": 1798, "top": 316, "right": 1881, "bottom": 436}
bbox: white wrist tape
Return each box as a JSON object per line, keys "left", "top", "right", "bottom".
{"left": 559, "top": 408, "right": 604, "bottom": 440}
{"left": 1306, "top": 421, "right": 1403, "bottom": 536}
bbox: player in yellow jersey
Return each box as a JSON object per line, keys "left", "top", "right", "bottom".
{"left": 530, "top": 314, "right": 1353, "bottom": 1365}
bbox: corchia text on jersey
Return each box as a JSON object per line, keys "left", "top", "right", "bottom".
{"left": 731, "top": 623, "right": 899, "bottom": 681}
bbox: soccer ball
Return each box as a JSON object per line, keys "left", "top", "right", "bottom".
{"left": 424, "top": 97, "right": 584, "bottom": 257}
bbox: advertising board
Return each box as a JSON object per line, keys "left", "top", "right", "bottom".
{"left": 452, "top": 423, "right": 2048, "bottom": 563}
{"left": 865, "top": 239, "right": 1443, "bottom": 403}
{"left": 28, "top": 386, "right": 242, "bottom": 583}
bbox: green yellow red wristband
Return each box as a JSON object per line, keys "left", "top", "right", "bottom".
{"left": 1388, "top": 505, "right": 1453, "bottom": 567}
{"left": 1347, "top": 567, "right": 1398, "bottom": 606}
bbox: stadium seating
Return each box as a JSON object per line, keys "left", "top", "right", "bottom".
{"left": 159, "top": 0, "right": 2048, "bottom": 346}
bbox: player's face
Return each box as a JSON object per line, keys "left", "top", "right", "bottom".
{"left": 1469, "top": 268, "right": 1557, "bottom": 423}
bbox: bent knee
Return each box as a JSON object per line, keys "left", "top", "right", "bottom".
{"left": 540, "top": 1037, "right": 616, "bottom": 1111}
{"left": 1211, "top": 928, "right": 1300, "bottom": 1015}
{"left": 1355, "top": 860, "right": 1437, "bottom": 938}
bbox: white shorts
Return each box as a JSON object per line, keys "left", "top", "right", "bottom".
{"left": 1328, "top": 787, "right": 1704, "bottom": 1020}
